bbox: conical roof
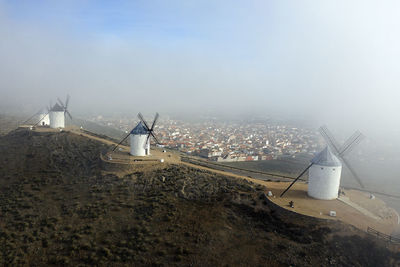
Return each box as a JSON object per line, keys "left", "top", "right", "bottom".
{"left": 311, "top": 146, "right": 342, "bottom": 167}
{"left": 130, "top": 121, "right": 149, "bottom": 135}
{"left": 50, "top": 103, "right": 64, "bottom": 112}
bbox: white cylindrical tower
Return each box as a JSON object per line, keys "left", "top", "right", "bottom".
{"left": 308, "top": 146, "right": 342, "bottom": 200}
{"left": 49, "top": 103, "right": 65, "bottom": 128}
{"left": 38, "top": 112, "right": 50, "bottom": 126}
{"left": 130, "top": 122, "right": 149, "bottom": 156}
{"left": 50, "top": 111, "right": 65, "bottom": 128}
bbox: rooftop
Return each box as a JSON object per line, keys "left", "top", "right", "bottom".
{"left": 311, "top": 146, "right": 341, "bottom": 167}
{"left": 50, "top": 103, "right": 64, "bottom": 112}
{"left": 130, "top": 121, "right": 148, "bottom": 135}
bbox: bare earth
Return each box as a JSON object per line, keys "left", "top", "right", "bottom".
{"left": 259, "top": 181, "right": 399, "bottom": 235}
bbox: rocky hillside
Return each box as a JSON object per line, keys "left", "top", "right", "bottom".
{"left": 0, "top": 128, "right": 399, "bottom": 266}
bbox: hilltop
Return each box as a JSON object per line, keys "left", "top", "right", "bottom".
{"left": 0, "top": 128, "right": 399, "bottom": 266}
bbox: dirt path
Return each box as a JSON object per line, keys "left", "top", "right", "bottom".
{"left": 338, "top": 196, "right": 381, "bottom": 221}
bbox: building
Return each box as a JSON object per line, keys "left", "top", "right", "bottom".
{"left": 38, "top": 109, "right": 50, "bottom": 126}
{"left": 130, "top": 122, "right": 150, "bottom": 156}
{"left": 308, "top": 146, "right": 342, "bottom": 200}
{"left": 49, "top": 103, "right": 65, "bottom": 129}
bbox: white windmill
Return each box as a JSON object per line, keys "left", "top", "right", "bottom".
{"left": 37, "top": 107, "right": 50, "bottom": 126}
{"left": 129, "top": 121, "right": 150, "bottom": 156}
{"left": 307, "top": 146, "right": 342, "bottom": 199}
{"left": 49, "top": 95, "right": 72, "bottom": 129}
{"left": 23, "top": 105, "right": 50, "bottom": 126}
{"left": 113, "top": 113, "right": 161, "bottom": 156}
{"left": 280, "top": 125, "right": 365, "bottom": 200}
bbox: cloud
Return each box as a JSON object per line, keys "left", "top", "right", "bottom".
{"left": 0, "top": 0, "right": 399, "bottom": 133}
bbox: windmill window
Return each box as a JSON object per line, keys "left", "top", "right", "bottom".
{"left": 321, "top": 167, "right": 324, "bottom": 170}
{"left": 333, "top": 168, "right": 335, "bottom": 171}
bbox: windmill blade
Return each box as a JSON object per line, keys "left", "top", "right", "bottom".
{"left": 23, "top": 108, "right": 42, "bottom": 124}
{"left": 57, "top": 97, "right": 65, "bottom": 108}
{"left": 65, "top": 110, "right": 73, "bottom": 120}
{"left": 150, "top": 112, "right": 159, "bottom": 131}
{"left": 112, "top": 131, "right": 132, "bottom": 152}
{"left": 341, "top": 156, "right": 365, "bottom": 188}
{"left": 339, "top": 131, "right": 360, "bottom": 153}
{"left": 150, "top": 132, "right": 160, "bottom": 144}
{"left": 338, "top": 132, "right": 364, "bottom": 157}
{"left": 280, "top": 163, "right": 314, "bottom": 197}
{"left": 319, "top": 125, "right": 340, "bottom": 154}
{"left": 34, "top": 112, "right": 49, "bottom": 126}
{"left": 65, "top": 95, "right": 70, "bottom": 109}
{"left": 23, "top": 113, "right": 37, "bottom": 124}
{"left": 145, "top": 132, "right": 151, "bottom": 146}
{"left": 138, "top": 113, "right": 150, "bottom": 130}
{"left": 318, "top": 126, "right": 365, "bottom": 189}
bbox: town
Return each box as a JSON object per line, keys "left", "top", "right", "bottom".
{"left": 88, "top": 114, "right": 323, "bottom": 162}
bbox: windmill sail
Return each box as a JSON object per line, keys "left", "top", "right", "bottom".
{"left": 112, "top": 112, "right": 161, "bottom": 155}
{"left": 280, "top": 126, "right": 365, "bottom": 197}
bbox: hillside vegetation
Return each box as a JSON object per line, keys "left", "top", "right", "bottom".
{"left": 0, "top": 129, "right": 398, "bottom": 266}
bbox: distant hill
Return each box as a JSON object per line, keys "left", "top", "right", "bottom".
{"left": 0, "top": 128, "right": 398, "bottom": 266}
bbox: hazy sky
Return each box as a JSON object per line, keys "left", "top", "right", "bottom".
{"left": 1, "top": 0, "right": 400, "bottom": 132}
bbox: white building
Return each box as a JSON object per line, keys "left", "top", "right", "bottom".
{"left": 49, "top": 103, "right": 65, "bottom": 129}
{"left": 37, "top": 109, "right": 50, "bottom": 126}
{"left": 130, "top": 122, "right": 150, "bottom": 156}
{"left": 308, "top": 146, "right": 342, "bottom": 200}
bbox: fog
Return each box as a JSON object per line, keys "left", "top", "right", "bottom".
{"left": 1, "top": 1, "right": 400, "bottom": 199}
